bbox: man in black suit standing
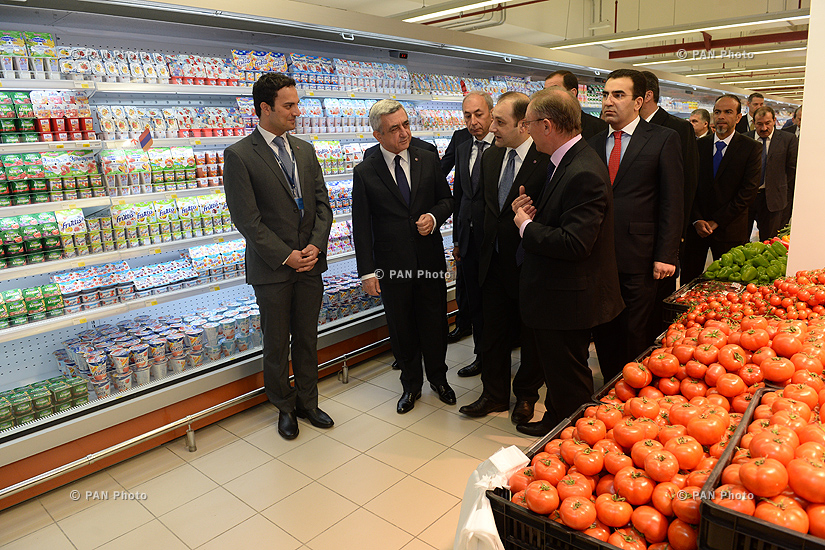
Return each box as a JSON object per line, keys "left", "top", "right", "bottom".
{"left": 682, "top": 94, "right": 762, "bottom": 283}
{"left": 440, "top": 127, "right": 472, "bottom": 176}
{"left": 783, "top": 106, "right": 801, "bottom": 139}
{"left": 544, "top": 70, "right": 608, "bottom": 140}
{"left": 781, "top": 105, "right": 801, "bottom": 228}
{"left": 224, "top": 73, "right": 333, "bottom": 440}
{"left": 588, "top": 69, "right": 683, "bottom": 383}
{"left": 451, "top": 91, "right": 494, "bottom": 378}
{"left": 352, "top": 99, "right": 456, "bottom": 414}
{"left": 458, "top": 92, "right": 548, "bottom": 423}
{"left": 511, "top": 88, "right": 624, "bottom": 435}
{"left": 745, "top": 106, "right": 798, "bottom": 241}
{"left": 690, "top": 109, "right": 711, "bottom": 139}
{"left": 735, "top": 93, "right": 764, "bottom": 134}
{"left": 640, "top": 71, "right": 698, "bottom": 331}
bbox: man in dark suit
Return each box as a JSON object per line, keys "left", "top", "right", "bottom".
{"left": 588, "top": 69, "right": 683, "bottom": 383}
{"left": 690, "top": 109, "right": 711, "bottom": 139}
{"left": 745, "top": 106, "right": 798, "bottom": 241}
{"left": 783, "top": 106, "right": 801, "bottom": 139}
{"left": 450, "top": 91, "right": 494, "bottom": 378}
{"left": 223, "top": 73, "right": 334, "bottom": 440}
{"left": 511, "top": 88, "right": 624, "bottom": 435}
{"left": 735, "top": 92, "right": 764, "bottom": 134}
{"left": 781, "top": 106, "right": 801, "bottom": 227}
{"left": 544, "top": 70, "right": 608, "bottom": 140}
{"left": 440, "top": 127, "right": 472, "bottom": 176}
{"left": 640, "top": 71, "right": 699, "bottom": 332}
{"left": 352, "top": 99, "right": 456, "bottom": 414}
{"left": 682, "top": 94, "right": 763, "bottom": 283}
{"left": 458, "top": 92, "right": 548, "bottom": 423}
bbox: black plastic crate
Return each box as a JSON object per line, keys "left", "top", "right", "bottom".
{"left": 662, "top": 279, "right": 745, "bottom": 323}
{"left": 487, "top": 403, "right": 616, "bottom": 550}
{"left": 591, "top": 345, "right": 657, "bottom": 403}
{"left": 699, "top": 387, "right": 825, "bottom": 550}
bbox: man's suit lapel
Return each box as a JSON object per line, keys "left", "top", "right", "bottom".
{"left": 252, "top": 129, "right": 295, "bottom": 198}
{"left": 592, "top": 131, "right": 608, "bottom": 164}
{"left": 508, "top": 143, "right": 541, "bottom": 206}
{"left": 715, "top": 133, "right": 741, "bottom": 182}
{"left": 286, "top": 133, "right": 313, "bottom": 204}
{"left": 613, "top": 120, "right": 652, "bottom": 188}
{"left": 370, "top": 150, "right": 409, "bottom": 208}
{"left": 456, "top": 140, "right": 474, "bottom": 198}
{"left": 484, "top": 146, "right": 505, "bottom": 216}
{"left": 409, "top": 146, "right": 422, "bottom": 206}
{"left": 537, "top": 140, "right": 584, "bottom": 211}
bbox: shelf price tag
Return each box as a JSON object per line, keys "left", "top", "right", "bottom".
{"left": 390, "top": 94, "right": 396, "bottom": 99}
{"left": 153, "top": 248, "right": 162, "bottom": 254}
{"left": 54, "top": 143, "right": 65, "bottom": 149}
{"left": 190, "top": 138, "right": 202, "bottom": 146}
{"left": 310, "top": 135, "right": 318, "bottom": 140}
{"left": 76, "top": 260, "right": 86, "bottom": 268}
{"left": 118, "top": 199, "right": 126, "bottom": 205}
{"left": 73, "top": 81, "right": 92, "bottom": 89}
{"left": 307, "top": 91, "right": 315, "bottom": 96}
{"left": 211, "top": 285, "right": 221, "bottom": 291}
{"left": 349, "top": 93, "right": 356, "bottom": 98}
{"left": 72, "top": 317, "right": 88, "bottom": 325}
{"left": 145, "top": 299, "right": 158, "bottom": 307}
{"left": 213, "top": 236, "right": 225, "bottom": 243}
{"left": 213, "top": 188, "right": 222, "bottom": 194}
{"left": 357, "top": 134, "right": 364, "bottom": 139}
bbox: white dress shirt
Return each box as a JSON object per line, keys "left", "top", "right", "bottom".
{"left": 756, "top": 128, "right": 774, "bottom": 189}
{"left": 468, "top": 132, "right": 495, "bottom": 173}
{"left": 643, "top": 107, "right": 659, "bottom": 123}
{"left": 498, "top": 136, "right": 533, "bottom": 186}
{"left": 606, "top": 115, "right": 641, "bottom": 164}
{"left": 713, "top": 131, "right": 735, "bottom": 157}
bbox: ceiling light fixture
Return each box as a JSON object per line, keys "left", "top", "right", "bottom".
{"left": 633, "top": 46, "right": 807, "bottom": 66}
{"left": 690, "top": 65, "right": 806, "bottom": 77}
{"left": 720, "top": 77, "right": 806, "bottom": 85}
{"left": 549, "top": 11, "right": 809, "bottom": 49}
{"left": 403, "top": 1, "right": 504, "bottom": 23}
{"left": 749, "top": 84, "right": 806, "bottom": 90}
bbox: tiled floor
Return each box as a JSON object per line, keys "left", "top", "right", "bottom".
{"left": 0, "top": 338, "right": 604, "bottom": 550}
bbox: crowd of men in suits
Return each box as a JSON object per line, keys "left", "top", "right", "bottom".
{"left": 223, "top": 70, "right": 800, "bottom": 441}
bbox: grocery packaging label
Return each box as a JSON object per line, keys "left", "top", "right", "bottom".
{"left": 1, "top": 154, "right": 23, "bottom": 168}
{"left": 147, "top": 147, "right": 173, "bottom": 171}
{"left": 133, "top": 202, "right": 157, "bottom": 225}
{"left": 176, "top": 196, "right": 200, "bottom": 219}
{"left": 110, "top": 203, "right": 137, "bottom": 228}
{"left": 154, "top": 199, "right": 179, "bottom": 222}
{"left": 0, "top": 30, "right": 26, "bottom": 57}
{"left": 54, "top": 208, "right": 86, "bottom": 235}
{"left": 99, "top": 149, "right": 128, "bottom": 176}
{"left": 0, "top": 216, "right": 19, "bottom": 231}
{"left": 170, "top": 146, "right": 195, "bottom": 169}
{"left": 124, "top": 148, "right": 150, "bottom": 173}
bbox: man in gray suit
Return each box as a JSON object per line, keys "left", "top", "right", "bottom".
{"left": 223, "top": 73, "right": 334, "bottom": 440}
{"left": 746, "top": 105, "right": 798, "bottom": 241}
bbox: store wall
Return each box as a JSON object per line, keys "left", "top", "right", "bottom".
{"left": 786, "top": 0, "right": 820, "bottom": 273}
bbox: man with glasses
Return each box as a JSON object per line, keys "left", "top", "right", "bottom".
{"left": 459, "top": 92, "right": 548, "bottom": 426}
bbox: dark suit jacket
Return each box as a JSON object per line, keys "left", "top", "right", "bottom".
{"left": 452, "top": 137, "right": 487, "bottom": 256}
{"left": 351, "top": 145, "right": 454, "bottom": 281}
{"left": 362, "top": 137, "right": 437, "bottom": 160}
{"left": 588, "top": 119, "right": 684, "bottom": 274}
{"left": 745, "top": 129, "right": 799, "bottom": 212}
{"left": 519, "top": 138, "right": 624, "bottom": 331}
{"left": 478, "top": 141, "right": 549, "bottom": 287}
{"left": 692, "top": 132, "right": 762, "bottom": 242}
{"left": 735, "top": 114, "right": 752, "bottom": 135}
{"left": 581, "top": 111, "right": 608, "bottom": 141}
{"left": 650, "top": 108, "right": 699, "bottom": 237}
{"left": 440, "top": 128, "right": 472, "bottom": 176}
{"left": 783, "top": 124, "right": 800, "bottom": 138}
{"left": 223, "top": 129, "right": 332, "bottom": 285}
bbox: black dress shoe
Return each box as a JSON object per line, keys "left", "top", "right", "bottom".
{"left": 511, "top": 400, "right": 535, "bottom": 425}
{"left": 457, "top": 357, "right": 481, "bottom": 377}
{"left": 278, "top": 411, "right": 299, "bottom": 440}
{"left": 295, "top": 407, "right": 334, "bottom": 429}
{"left": 516, "top": 417, "right": 557, "bottom": 437}
{"left": 447, "top": 326, "right": 472, "bottom": 343}
{"left": 397, "top": 390, "right": 422, "bottom": 414}
{"left": 430, "top": 382, "right": 457, "bottom": 405}
{"left": 459, "top": 396, "right": 509, "bottom": 417}
{"left": 391, "top": 360, "right": 400, "bottom": 370}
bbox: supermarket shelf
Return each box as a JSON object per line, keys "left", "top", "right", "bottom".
{"left": 0, "top": 78, "right": 81, "bottom": 91}
{"left": 0, "top": 140, "right": 102, "bottom": 154}
{"left": 0, "top": 231, "right": 242, "bottom": 283}
{"left": 0, "top": 197, "right": 111, "bottom": 217}
{"left": 324, "top": 172, "right": 354, "bottom": 181}
{"left": 93, "top": 81, "right": 253, "bottom": 96}
{"left": 101, "top": 135, "right": 242, "bottom": 149}
{"left": 430, "top": 94, "right": 465, "bottom": 102}
{"left": 333, "top": 212, "right": 352, "bottom": 222}
{"left": 329, "top": 250, "right": 355, "bottom": 263}
{"left": 111, "top": 186, "right": 226, "bottom": 204}
{"left": 319, "top": 304, "right": 384, "bottom": 333}
{"left": 295, "top": 130, "right": 456, "bottom": 141}
{"left": 0, "top": 275, "right": 247, "bottom": 344}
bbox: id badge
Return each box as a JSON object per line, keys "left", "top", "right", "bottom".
{"left": 296, "top": 197, "right": 304, "bottom": 210}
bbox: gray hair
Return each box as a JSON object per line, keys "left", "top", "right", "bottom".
{"left": 691, "top": 108, "right": 710, "bottom": 125}
{"left": 369, "top": 99, "right": 405, "bottom": 132}
{"left": 529, "top": 87, "right": 581, "bottom": 135}
{"left": 463, "top": 91, "right": 494, "bottom": 111}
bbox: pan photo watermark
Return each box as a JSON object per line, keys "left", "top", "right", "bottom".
{"left": 676, "top": 48, "right": 755, "bottom": 61}
{"left": 374, "top": 268, "right": 452, "bottom": 282}
{"left": 69, "top": 489, "right": 148, "bottom": 501}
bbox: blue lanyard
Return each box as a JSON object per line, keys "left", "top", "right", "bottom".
{"left": 273, "top": 149, "right": 299, "bottom": 199}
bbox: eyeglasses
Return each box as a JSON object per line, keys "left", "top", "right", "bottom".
{"left": 520, "top": 118, "right": 546, "bottom": 127}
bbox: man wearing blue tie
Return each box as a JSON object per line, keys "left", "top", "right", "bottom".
{"left": 682, "top": 94, "right": 762, "bottom": 283}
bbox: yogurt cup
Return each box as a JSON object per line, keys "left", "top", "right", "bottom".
{"left": 205, "top": 344, "right": 221, "bottom": 362}
{"left": 235, "top": 333, "right": 250, "bottom": 352}
{"left": 109, "top": 349, "right": 131, "bottom": 374}
{"left": 90, "top": 379, "right": 111, "bottom": 399}
{"left": 184, "top": 328, "right": 204, "bottom": 351}
{"left": 220, "top": 318, "right": 236, "bottom": 340}
{"left": 187, "top": 352, "right": 203, "bottom": 368}
{"left": 129, "top": 343, "right": 149, "bottom": 365}
{"left": 113, "top": 372, "right": 132, "bottom": 392}
{"left": 202, "top": 322, "right": 220, "bottom": 346}
{"left": 236, "top": 313, "right": 250, "bottom": 335}
{"left": 150, "top": 358, "right": 167, "bottom": 379}
{"left": 166, "top": 332, "right": 185, "bottom": 356}
{"left": 148, "top": 338, "right": 166, "bottom": 359}
{"left": 169, "top": 355, "right": 186, "bottom": 374}
{"left": 220, "top": 337, "right": 235, "bottom": 357}
{"left": 133, "top": 366, "right": 150, "bottom": 386}
{"left": 86, "top": 353, "right": 108, "bottom": 378}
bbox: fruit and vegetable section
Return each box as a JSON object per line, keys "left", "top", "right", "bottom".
{"left": 488, "top": 250, "right": 825, "bottom": 549}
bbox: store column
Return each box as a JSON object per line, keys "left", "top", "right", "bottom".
{"left": 786, "top": 0, "right": 823, "bottom": 273}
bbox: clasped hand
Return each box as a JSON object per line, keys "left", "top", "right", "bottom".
{"left": 512, "top": 185, "right": 536, "bottom": 228}
{"left": 286, "top": 244, "right": 320, "bottom": 272}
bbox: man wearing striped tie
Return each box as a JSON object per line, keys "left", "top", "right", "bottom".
{"left": 588, "top": 69, "right": 684, "bottom": 384}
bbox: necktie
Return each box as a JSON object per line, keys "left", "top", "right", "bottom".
{"left": 760, "top": 136, "right": 767, "bottom": 186}
{"left": 517, "top": 159, "right": 556, "bottom": 267}
{"left": 273, "top": 136, "right": 294, "bottom": 186}
{"left": 394, "top": 155, "right": 410, "bottom": 205}
{"left": 608, "top": 130, "right": 622, "bottom": 185}
{"left": 713, "top": 141, "right": 726, "bottom": 177}
{"left": 470, "top": 140, "right": 485, "bottom": 193}
{"left": 498, "top": 149, "right": 517, "bottom": 210}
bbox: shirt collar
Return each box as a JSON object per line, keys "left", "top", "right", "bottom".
{"left": 550, "top": 134, "right": 582, "bottom": 169}
{"left": 257, "top": 124, "right": 285, "bottom": 147}
{"left": 697, "top": 131, "right": 709, "bottom": 139}
{"left": 612, "top": 115, "right": 641, "bottom": 136}
{"left": 643, "top": 107, "right": 659, "bottom": 123}
{"left": 479, "top": 132, "right": 495, "bottom": 145}
{"left": 380, "top": 144, "right": 409, "bottom": 167}
{"left": 507, "top": 136, "right": 533, "bottom": 161}
{"left": 759, "top": 128, "right": 775, "bottom": 141}
{"left": 714, "top": 132, "right": 734, "bottom": 147}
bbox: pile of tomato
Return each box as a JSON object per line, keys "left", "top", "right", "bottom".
{"left": 505, "top": 269, "right": 825, "bottom": 550}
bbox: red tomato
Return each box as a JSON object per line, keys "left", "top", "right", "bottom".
{"left": 790, "top": 352, "right": 824, "bottom": 374}
{"left": 561, "top": 439, "right": 590, "bottom": 465}
{"left": 596, "top": 474, "right": 616, "bottom": 496}
{"left": 596, "top": 404, "right": 624, "bottom": 430}
{"left": 738, "top": 365, "right": 764, "bottom": 386}
{"left": 712, "top": 483, "right": 756, "bottom": 516}
{"left": 714, "top": 373, "right": 746, "bottom": 398}
{"left": 658, "top": 376, "right": 682, "bottom": 395}
{"left": 731, "top": 393, "right": 754, "bottom": 414}
{"left": 509, "top": 467, "right": 537, "bottom": 493}
{"left": 614, "top": 466, "right": 656, "bottom": 506}
{"left": 718, "top": 344, "right": 748, "bottom": 372}
{"left": 557, "top": 473, "right": 593, "bottom": 501}
{"left": 615, "top": 379, "right": 639, "bottom": 402}
{"left": 721, "top": 464, "right": 742, "bottom": 485}
{"left": 787, "top": 458, "right": 825, "bottom": 504}
{"left": 665, "top": 436, "right": 704, "bottom": 470}
{"left": 773, "top": 332, "right": 804, "bottom": 358}
{"left": 533, "top": 455, "right": 567, "bottom": 485}
{"left": 614, "top": 419, "right": 648, "bottom": 450}
{"left": 687, "top": 413, "right": 728, "bottom": 446}
{"left": 640, "top": 386, "right": 665, "bottom": 400}
{"left": 658, "top": 424, "right": 687, "bottom": 445}
{"left": 672, "top": 344, "right": 695, "bottom": 365}
{"left": 632, "top": 505, "right": 669, "bottom": 543}
{"left": 559, "top": 496, "right": 598, "bottom": 531}
{"left": 669, "top": 402, "right": 703, "bottom": 427}
{"left": 524, "top": 480, "right": 560, "bottom": 515}
{"left": 608, "top": 527, "right": 648, "bottom": 550}
{"left": 628, "top": 397, "right": 661, "bottom": 420}
{"left": 694, "top": 344, "right": 719, "bottom": 365}
{"left": 510, "top": 490, "right": 528, "bottom": 508}
{"left": 595, "top": 492, "right": 633, "bottom": 527}
{"left": 784, "top": 384, "right": 820, "bottom": 410}
{"left": 740, "top": 328, "right": 770, "bottom": 351}
{"left": 648, "top": 352, "right": 680, "bottom": 378}
{"left": 705, "top": 363, "right": 727, "bottom": 387}
{"left": 631, "top": 439, "right": 664, "bottom": 468}
{"left": 808, "top": 504, "right": 825, "bottom": 538}
{"left": 680, "top": 377, "right": 709, "bottom": 400}
{"left": 574, "top": 448, "right": 605, "bottom": 477}
{"left": 761, "top": 356, "right": 796, "bottom": 383}
{"left": 750, "top": 431, "right": 797, "bottom": 465}
{"left": 575, "top": 418, "right": 607, "bottom": 446}
{"left": 644, "top": 450, "right": 680, "bottom": 483}
{"left": 671, "top": 485, "right": 702, "bottom": 524}
{"left": 605, "top": 451, "right": 634, "bottom": 475}
{"left": 739, "top": 457, "right": 789, "bottom": 497}
{"left": 623, "top": 362, "right": 653, "bottom": 389}
{"left": 651, "top": 481, "right": 678, "bottom": 516}
{"left": 754, "top": 497, "right": 810, "bottom": 533}
{"left": 686, "top": 469, "right": 712, "bottom": 487}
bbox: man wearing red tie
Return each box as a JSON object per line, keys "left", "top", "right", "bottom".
{"left": 587, "top": 69, "right": 683, "bottom": 383}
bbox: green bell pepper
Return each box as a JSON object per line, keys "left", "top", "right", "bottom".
{"left": 741, "top": 266, "right": 758, "bottom": 282}
{"left": 707, "top": 260, "right": 722, "bottom": 272}
{"left": 729, "top": 272, "right": 742, "bottom": 282}
{"left": 742, "top": 246, "right": 756, "bottom": 260}
{"left": 751, "top": 242, "right": 767, "bottom": 253}
{"left": 731, "top": 248, "right": 746, "bottom": 264}
{"left": 717, "top": 266, "right": 732, "bottom": 279}
{"left": 720, "top": 253, "right": 733, "bottom": 267}
{"left": 771, "top": 240, "right": 788, "bottom": 257}
{"left": 704, "top": 271, "right": 718, "bottom": 279}
{"left": 767, "top": 265, "right": 780, "bottom": 279}
{"left": 752, "top": 254, "right": 770, "bottom": 268}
